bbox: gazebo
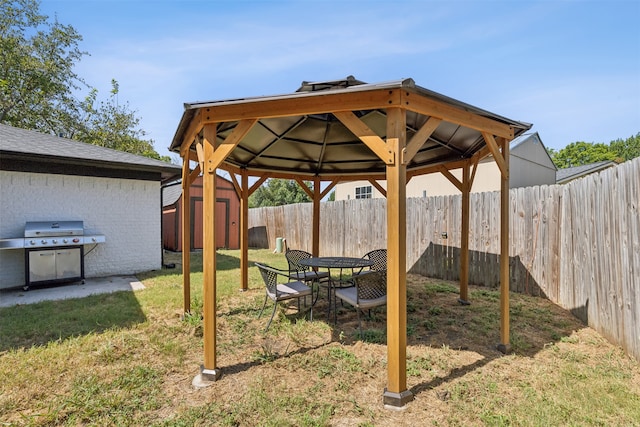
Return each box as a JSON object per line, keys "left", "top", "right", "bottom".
{"left": 169, "top": 76, "right": 531, "bottom": 408}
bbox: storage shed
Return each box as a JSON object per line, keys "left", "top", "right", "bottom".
{"left": 0, "top": 124, "right": 181, "bottom": 290}
{"left": 162, "top": 174, "right": 240, "bottom": 251}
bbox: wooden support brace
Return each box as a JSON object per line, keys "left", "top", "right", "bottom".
{"left": 482, "top": 132, "right": 508, "bottom": 179}
{"left": 188, "top": 164, "right": 201, "bottom": 185}
{"left": 437, "top": 165, "right": 464, "bottom": 193}
{"left": 368, "top": 178, "right": 387, "bottom": 198}
{"left": 294, "top": 176, "right": 314, "bottom": 199}
{"left": 402, "top": 117, "right": 441, "bottom": 164}
{"left": 248, "top": 175, "right": 268, "bottom": 196}
{"left": 333, "top": 110, "right": 394, "bottom": 164}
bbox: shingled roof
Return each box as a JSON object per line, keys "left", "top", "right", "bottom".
{"left": 0, "top": 124, "right": 181, "bottom": 182}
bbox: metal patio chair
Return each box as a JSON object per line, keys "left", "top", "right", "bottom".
{"left": 353, "top": 249, "right": 387, "bottom": 276}
{"left": 255, "top": 262, "right": 315, "bottom": 332}
{"left": 334, "top": 269, "right": 387, "bottom": 338}
{"left": 285, "top": 248, "right": 331, "bottom": 287}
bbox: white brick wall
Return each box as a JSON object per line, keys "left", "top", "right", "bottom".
{"left": 0, "top": 171, "right": 162, "bottom": 289}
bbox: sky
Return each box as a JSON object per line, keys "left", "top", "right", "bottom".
{"left": 39, "top": 0, "right": 640, "bottom": 162}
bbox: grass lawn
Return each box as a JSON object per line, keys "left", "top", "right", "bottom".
{"left": 1, "top": 249, "right": 639, "bottom": 426}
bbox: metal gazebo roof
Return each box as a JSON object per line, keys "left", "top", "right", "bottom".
{"left": 169, "top": 77, "right": 531, "bottom": 176}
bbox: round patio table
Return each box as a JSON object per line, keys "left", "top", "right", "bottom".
{"left": 299, "top": 256, "right": 374, "bottom": 319}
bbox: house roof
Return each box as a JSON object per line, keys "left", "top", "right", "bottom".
{"left": 169, "top": 77, "right": 532, "bottom": 178}
{"left": 556, "top": 160, "right": 617, "bottom": 184}
{"left": 0, "top": 124, "right": 181, "bottom": 182}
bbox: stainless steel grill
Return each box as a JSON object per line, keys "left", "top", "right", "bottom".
{"left": 0, "top": 221, "right": 105, "bottom": 290}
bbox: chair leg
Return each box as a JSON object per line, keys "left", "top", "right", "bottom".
{"left": 357, "top": 308, "right": 363, "bottom": 339}
{"left": 258, "top": 293, "right": 268, "bottom": 318}
{"left": 265, "top": 300, "right": 278, "bottom": 332}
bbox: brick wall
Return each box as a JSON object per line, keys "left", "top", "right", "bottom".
{"left": 0, "top": 171, "right": 161, "bottom": 289}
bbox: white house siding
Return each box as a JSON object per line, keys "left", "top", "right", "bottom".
{"left": 0, "top": 171, "right": 161, "bottom": 289}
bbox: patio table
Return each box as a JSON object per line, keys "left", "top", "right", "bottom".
{"left": 299, "top": 256, "right": 373, "bottom": 319}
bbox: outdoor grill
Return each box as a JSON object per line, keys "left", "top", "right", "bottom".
{"left": 0, "top": 221, "right": 105, "bottom": 290}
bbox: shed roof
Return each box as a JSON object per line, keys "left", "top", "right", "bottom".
{"left": 170, "top": 77, "right": 531, "bottom": 177}
{"left": 0, "top": 124, "right": 181, "bottom": 182}
{"left": 556, "top": 160, "right": 617, "bottom": 184}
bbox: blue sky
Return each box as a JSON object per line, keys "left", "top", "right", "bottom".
{"left": 40, "top": 0, "right": 639, "bottom": 161}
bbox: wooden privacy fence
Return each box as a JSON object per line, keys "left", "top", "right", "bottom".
{"left": 248, "top": 158, "right": 639, "bottom": 361}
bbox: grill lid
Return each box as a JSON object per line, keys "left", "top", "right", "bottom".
{"left": 24, "top": 221, "right": 84, "bottom": 237}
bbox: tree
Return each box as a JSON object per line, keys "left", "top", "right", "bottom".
{"left": 249, "top": 179, "right": 312, "bottom": 207}
{"left": 75, "top": 80, "right": 170, "bottom": 161}
{"left": 0, "top": 0, "right": 87, "bottom": 131}
{"left": 548, "top": 141, "right": 618, "bottom": 169}
{"left": 609, "top": 132, "right": 640, "bottom": 162}
{"left": 0, "top": 0, "right": 168, "bottom": 161}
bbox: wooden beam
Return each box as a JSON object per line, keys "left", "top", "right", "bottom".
{"left": 320, "top": 178, "right": 341, "bottom": 200}
{"left": 199, "top": 88, "right": 400, "bottom": 123}
{"left": 201, "top": 124, "right": 219, "bottom": 378}
{"left": 402, "top": 117, "right": 442, "bottom": 164}
{"left": 437, "top": 165, "right": 464, "bottom": 193}
{"left": 460, "top": 161, "right": 471, "bottom": 303}
{"left": 403, "top": 90, "right": 514, "bottom": 140}
{"left": 240, "top": 169, "right": 249, "bottom": 291}
{"left": 181, "top": 159, "right": 191, "bottom": 314}
{"left": 469, "top": 156, "right": 479, "bottom": 189}
{"left": 383, "top": 107, "right": 413, "bottom": 408}
{"left": 228, "top": 172, "right": 242, "bottom": 199}
{"left": 195, "top": 142, "right": 204, "bottom": 174}
{"left": 368, "top": 178, "right": 387, "bottom": 198}
{"left": 248, "top": 175, "right": 268, "bottom": 196}
{"left": 188, "top": 164, "right": 201, "bottom": 185}
{"left": 407, "top": 158, "right": 468, "bottom": 179}
{"left": 482, "top": 132, "right": 508, "bottom": 179}
{"left": 180, "top": 111, "right": 203, "bottom": 157}
{"left": 206, "top": 119, "right": 258, "bottom": 172}
{"left": 499, "top": 137, "right": 511, "bottom": 353}
{"left": 312, "top": 177, "right": 320, "bottom": 257}
{"left": 294, "top": 176, "right": 314, "bottom": 199}
{"left": 333, "top": 111, "right": 394, "bottom": 164}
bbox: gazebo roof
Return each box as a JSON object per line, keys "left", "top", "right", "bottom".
{"left": 169, "top": 77, "right": 531, "bottom": 177}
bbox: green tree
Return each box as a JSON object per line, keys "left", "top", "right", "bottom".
{"left": 0, "top": 0, "right": 168, "bottom": 161}
{"left": 249, "top": 179, "right": 312, "bottom": 207}
{"left": 609, "top": 132, "right": 640, "bottom": 162}
{"left": 0, "top": 0, "right": 87, "bottom": 131}
{"left": 75, "top": 80, "right": 170, "bottom": 161}
{"left": 549, "top": 141, "right": 618, "bottom": 169}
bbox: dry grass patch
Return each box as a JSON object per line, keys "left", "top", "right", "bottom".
{"left": 1, "top": 249, "right": 638, "bottom": 426}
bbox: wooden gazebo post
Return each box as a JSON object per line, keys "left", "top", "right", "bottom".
{"left": 239, "top": 169, "right": 249, "bottom": 291}
{"left": 180, "top": 144, "right": 192, "bottom": 314}
{"left": 499, "top": 136, "right": 510, "bottom": 352}
{"left": 196, "top": 124, "right": 221, "bottom": 383}
{"left": 383, "top": 107, "right": 413, "bottom": 407}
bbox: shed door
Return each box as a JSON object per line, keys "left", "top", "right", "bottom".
{"left": 192, "top": 198, "right": 229, "bottom": 250}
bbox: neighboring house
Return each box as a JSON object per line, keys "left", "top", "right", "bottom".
{"left": 162, "top": 174, "right": 240, "bottom": 251}
{"left": 334, "top": 132, "right": 557, "bottom": 200}
{"left": 0, "top": 124, "right": 181, "bottom": 290}
{"left": 555, "top": 160, "right": 617, "bottom": 184}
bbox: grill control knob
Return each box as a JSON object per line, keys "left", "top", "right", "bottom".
{"left": 41, "top": 239, "right": 47, "bottom": 245}
{"left": 72, "top": 238, "right": 80, "bottom": 243}
{"left": 30, "top": 240, "right": 36, "bottom": 245}
{"left": 63, "top": 239, "right": 68, "bottom": 244}
{"left": 52, "top": 239, "right": 58, "bottom": 244}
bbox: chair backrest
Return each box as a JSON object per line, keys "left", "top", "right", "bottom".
{"left": 285, "top": 249, "right": 312, "bottom": 272}
{"left": 354, "top": 270, "right": 387, "bottom": 301}
{"left": 255, "top": 263, "right": 279, "bottom": 295}
{"left": 363, "top": 249, "right": 387, "bottom": 271}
